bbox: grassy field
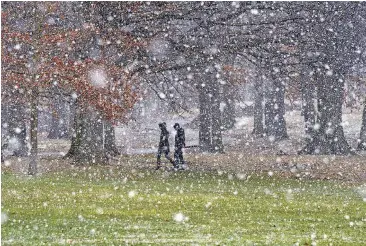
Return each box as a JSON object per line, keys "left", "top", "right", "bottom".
{"left": 2, "top": 166, "right": 366, "bottom": 245}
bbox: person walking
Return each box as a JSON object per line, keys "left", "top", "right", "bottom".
{"left": 156, "top": 122, "right": 175, "bottom": 170}
{"left": 173, "top": 123, "right": 186, "bottom": 169}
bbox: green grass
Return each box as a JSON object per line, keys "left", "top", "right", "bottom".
{"left": 2, "top": 166, "right": 366, "bottom": 245}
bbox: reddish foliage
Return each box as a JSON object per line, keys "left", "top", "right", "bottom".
{"left": 1, "top": 5, "right": 141, "bottom": 122}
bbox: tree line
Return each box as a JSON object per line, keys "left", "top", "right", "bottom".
{"left": 1, "top": 2, "right": 366, "bottom": 175}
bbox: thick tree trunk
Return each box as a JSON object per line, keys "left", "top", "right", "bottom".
{"left": 272, "top": 79, "right": 288, "bottom": 140}
{"left": 73, "top": 109, "right": 108, "bottom": 165}
{"left": 252, "top": 77, "right": 265, "bottom": 136}
{"left": 198, "top": 86, "right": 212, "bottom": 152}
{"left": 357, "top": 100, "right": 366, "bottom": 150}
{"left": 104, "top": 121, "right": 120, "bottom": 157}
{"left": 264, "top": 88, "right": 275, "bottom": 137}
{"left": 301, "top": 73, "right": 317, "bottom": 137}
{"left": 299, "top": 72, "right": 353, "bottom": 155}
{"left": 28, "top": 88, "right": 38, "bottom": 176}
{"left": 210, "top": 81, "right": 224, "bottom": 153}
{"left": 3, "top": 103, "right": 28, "bottom": 156}
{"left": 264, "top": 79, "right": 288, "bottom": 141}
{"left": 65, "top": 101, "right": 118, "bottom": 163}
{"left": 221, "top": 84, "right": 236, "bottom": 130}
{"left": 197, "top": 66, "right": 225, "bottom": 153}
{"left": 64, "top": 101, "right": 82, "bottom": 158}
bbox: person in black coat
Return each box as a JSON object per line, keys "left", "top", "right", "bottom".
{"left": 156, "top": 122, "right": 175, "bottom": 170}
{"left": 173, "top": 123, "right": 186, "bottom": 169}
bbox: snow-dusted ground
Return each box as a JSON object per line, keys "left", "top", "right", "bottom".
{"left": 115, "top": 117, "right": 198, "bottom": 155}
{"left": 3, "top": 108, "right": 365, "bottom": 182}
{"left": 115, "top": 109, "right": 364, "bottom": 156}
{"left": 107, "top": 108, "right": 365, "bottom": 183}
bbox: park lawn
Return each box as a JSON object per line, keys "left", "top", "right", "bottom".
{"left": 1, "top": 166, "right": 366, "bottom": 245}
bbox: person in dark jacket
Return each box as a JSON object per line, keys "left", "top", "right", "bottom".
{"left": 156, "top": 122, "right": 175, "bottom": 170}
{"left": 173, "top": 123, "right": 186, "bottom": 169}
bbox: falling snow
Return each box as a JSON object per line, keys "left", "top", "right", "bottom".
{"left": 128, "top": 191, "right": 136, "bottom": 198}
{"left": 88, "top": 68, "right": 107, "bottom": 88}
{"left": 1, "top": 2, "right": 366, "bottom": 245}
{"left": 173, "top": 212, "right": 188, "bottom": 223}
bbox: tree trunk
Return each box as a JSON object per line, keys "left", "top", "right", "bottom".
{"left": 198, "top": 86, "right": 212, "bottom": 152}
{"left": 299, "top": 72, "right": 353, "bottom": 155}
{"left": 73, "top": 109, "right": 108, "bottom": 165}
{"left": 301, "top": 72, "right": 317, "bottom": 138}
{"left": 264, "top": 79, "right": 288, "bottom": 141}
{"left": 28, "top": 88, "right": 38, "bottom": 175}
{"left": 272, "top": 79, "right": 288, "bottom": 140}
{"left": 210, "top": 80, "right": 224, "bottom": 153}
{"left": 65, "top": 102, "right": 118, "bottom": 163}
{"left": 252, "top": 76, "right": 265, "bottom": 136}
{"left": 198, "top": 66, "right": 225, "bottom": 153}
{"left": 104, "top": 121, "right": 120, "bottom": 157}
{"left": 3, "top": 103, "right": 28, "bottom": 156}
{"left": 264, "top": 87, "right": 275, "bottom": 138}
{"left": 357, "top": 100, "right": 366, "bottom": 150}
{"left": 221, "top": 84, "right": 236, "bottom": 130}
{"left": 64, "top": 100, "right": 82, "bottom": 158}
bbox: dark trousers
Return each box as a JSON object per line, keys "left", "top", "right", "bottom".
{"left": 157, "top": 147, "right": 175, "bottom": 167}
{"left": 174, "top": 147, "right": 185, "bottom": 167}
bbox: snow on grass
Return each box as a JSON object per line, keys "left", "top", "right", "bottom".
{"left": 2, "top": 168, "right": 366, "bottom": 245}
{"left": 355, "top": 184, "right": 366, "bottom": 202}
{"left": 1, "top": 212, "right": 8, "bottom": 224}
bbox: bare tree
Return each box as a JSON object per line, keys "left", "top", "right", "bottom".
{"left": 358, "top": 99, "right": 366, "bottom": 150}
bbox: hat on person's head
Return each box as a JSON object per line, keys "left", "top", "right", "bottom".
{"left": 159, "top": 122, "right": 167, "bottom": 128}
{"left": 173, "top": 123, "right": 180, "bottom": 129}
